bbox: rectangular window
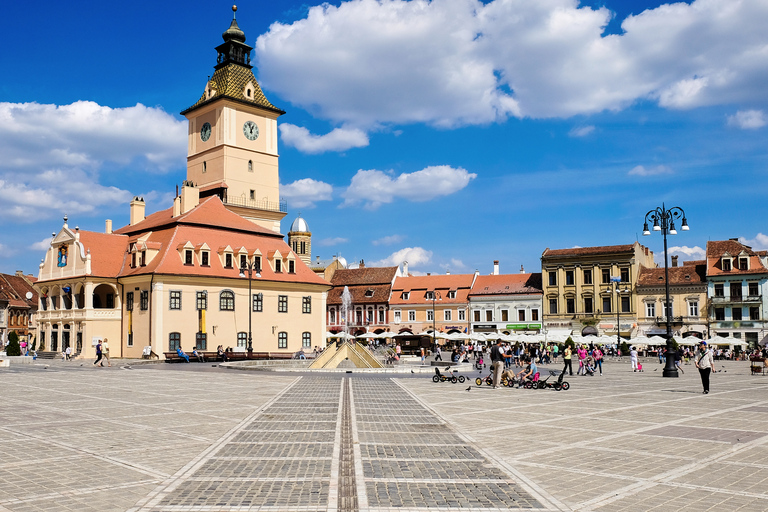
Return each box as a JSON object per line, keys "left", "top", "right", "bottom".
{"left": 688, "top": 301, "right": 698, "bottom": 317}
{"left": 169, "top": 332, "right": 180, "bottom": 351}
{"left": 749, "top": 282, "right": 759, "bottom": 296}
{"left": 566, "top": 298, "right": 575, "bottom": 314}
{"left": 126, "top": 292, "right": 134, "bottom": 311}
{"left": 621, "top": 296, "right": 630, "bottom": 313}
{"left": 240, "top": 254, "right": 247, "bottom": 269}
{"left": 225, "top": 253, "right": 233, "bottom": 268}
{"left": 602, "top": 269, "right": 611, "bottom": 284}
{"left": 584, "top": 297, "right": 593, "bottom": 314}
{"left": 739, "top": 257, "right": 749, "bottom": 270}
{"left": 278, "top": 332, "right": 288, "bottom": 349}
{"left": 408, "top": 310, "right": 416, "bottom": 321}
{"left": 278, "top": 295, "right": 288, "bottom": 313}
{"left": 722, "top": 258, "right": 731, "bottom": 271}
{"left": 289, "top": 260, "right": 295, "bottom": 273}
{"left": 127, "top": 333, "right": 133, "bottom": 347}
{"left": 106, "top": 293, "right": 114, "bottom": 309}
{"left": 131, "top": 253, "right": 136, "bottom": 268}
{"left": 302, "top": 296, "right": 311, "bottom": 314}
{"left": 196, "top": 291, "right": 207, "bottom": 310}
{"left": 329, "top": 309, "right": 337, "bottom": 324}
{"left": 473, "top": 310, "right": 480, "bottom": 322}
{"left": 531, "top": 309, "right": 539, "bottom": 321}
{"left": 402, "top": 292, "right": 410, "bottom": 300}
{"left": 140, "top": 290, "right": 149, "bottom": 311}
{"left": 238, "top": 332, "right": 248, "bottom": 348}
{"left": 302, "top": 332, "right": 311, "bottom": 348}
{"left": 394, "top": 310, "right": 401, "bottom": 323}
{"left": 425, "top": 291, "right": 434, "bottom": 300}
{"left": 219, "top": 291, "right": 234, "bottom": 311}
{"left": 458, "top": 309, "right": 466, "bottom": 321}
{"left": 518, "top": 310, "right": 525, "bottom": 321}
{"left": 714, "top": 308, "right": 725, "bottom": 321}
{"left": 714, "top": 284, "right": 724, "bottom": 297}
{"left": 620, "top": 268, "right": 630, "bottom": 282}
{"left": 549, "top": 299, "right": 558, "bottom": 314}
{"left": 252, "top": 293, "right": 263, "bottom": 312}
{"left": 140, "top": 251, "right": 146, "bottom": 266}
{"left": 254, "top": 256, "right": 261, "bottom": 272}
{"left": 731, "top": 283, "right": 742, "bottom": 298}
{"left": 565, "top": 270, "right": 574, "bottom": 285}
{"left": 750, "top": 306, "right": 760, "bottom": 320}
{"left": 664, "top": 301, "right": 672, "bottom": 318}
{"left": 485, "top": 310, "right": 493, "bottom": 322}
{"left": 169, "top": 290, "right": 181, "bottom": 310}
{"left": 300, "top": 241, "right": 306, "bottom": 254}
{"left": 378, "top": 308, "right": 384, "bottom": 323}
{"left": 366, "top": 309, "right": 373, "bottom": 323}
{"left": 646, "top": 302, "right": 655, "bottom": 318}
{"left": 447, "top": 290, "right": 456, "bottom": 299}
{"left": 602, "top": 297, "right": 612, "bottom": 313}
{"left": 501, "top": 309, "right": 509, "bottom": 322}
{"left": 196, "top": 332, "right": 207, "bottom": 350}
{"left": 427, "top": 310, "right": 434, "bottom": 321}
{"left": 548, "top": 271, "right": 557, "bottom": 286}
{"left": 732, "top": 307, "right": 743, "bottom": 320}
{"left": 583, "top": 269, "right": 592, "bottom": 284}
{"left": 250, "top": 189, "right": 255, "bottom": 200}
{"left": 185, "top": 250, "right": 193, "bottom": 265}
{"left": 444, "top": 309, "right": 452, "bottom": 321}
{"left": 275, "top": 259, "right": 282, "bottom": 273}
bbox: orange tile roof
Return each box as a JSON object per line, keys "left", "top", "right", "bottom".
{"left": 637, "top": 262, "right": 707, "bottom": 286}
{"left": 542, "top": 243, "right": 637, "bottom": 257}
{"left": 0, "top": 273, "right": 38, "bottom": 309}
{"left": 78, "top": 231, "right": 129, "bottom": 277}
{"left": 390, "top": 274, "right": 474, "bottom": 305}
{"left": 330, "top": 267, "right": 398, "bottom": 287}
{"left": 706, "top": 240, "right": 768, "bottom": 277}
{"left": 469, "top": 273, "right": 543, "bottom": 296}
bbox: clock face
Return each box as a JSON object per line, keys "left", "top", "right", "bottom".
{"left": 243, "top": 120, "right": 259, "bottom": 141}
{"left": 200, "top": 122, "right": 212, "bottom": 142}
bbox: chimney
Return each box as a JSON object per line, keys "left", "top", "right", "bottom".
{"left": 180, "top": 181, "right": 199, "bottom": 214}
{"left": 172, "top": 196, "right": 181, "bottom": 217}
{"left": 426, "top": 272, "right": 431, "bottom": 276}
{"left": 402, "top": 260, "right": 409, "bottom": 276}
{"left": 671, "top": 255, "right": 679, "bottom": 267}
{"left": 105, "top": 219, "right": 112, "bottom": 234}
{"left": 446, "top": 269, "right": 450, "bottom": 275}
{"left": 316, "top": 255, "right": 320, "bottom": 264}
{"left": 359, "top": 259, "right": 365, "bottom": 268}
{"left": 129, "top": 197, "right": 145, "bottom": 226}
{"left": 520, "top": 264, "right": 525, "bottom": 273}
{"left": 493, "top": 260, "right": 499, "bottom": 275}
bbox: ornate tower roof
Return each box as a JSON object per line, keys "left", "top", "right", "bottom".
{"left": 181, "top": 5, "right": 284, "bottom": 116}
{"left": 289, "top": 214, "right": 310, "bottom": 234}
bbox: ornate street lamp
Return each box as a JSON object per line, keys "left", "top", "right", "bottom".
{"left": 611, "top": 276, "right": 630, "bottom": 350}
{"left": 643, "top": 203, "right": 689, "bottom": 377}
{"left": 239, "top": 260, "right": 261, "bottom": 354}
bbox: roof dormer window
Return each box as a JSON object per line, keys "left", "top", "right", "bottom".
{"left": 425, "top": 291, "right": 434, "bottom": 300}
{"left": 201, "top": 251, "right": 210, "bottom": 267}
{"left": 721, "top": 258, "right": 732, "bottom": 271}
{"left": 365, "top": 289, "right": 374, "bottom": 298}
{"left": 448, "top": 290, "right": 456, "bottom": 299}
{"left": 288, "top": 260, "right": 295, "bottom": 274}
{"left": 185, "top": 250, "right": 193, "bottom": 265}
{"left": 739, "top": 257, "right": 749, "bottom": 270}
{"left": 275, "top": 259, "right": 282, "bottom": 273}
{"left": 402, "top": 291, "right": 410, "bottom": 300}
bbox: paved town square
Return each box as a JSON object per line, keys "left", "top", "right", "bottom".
{"left": 1, "top": 358, "right": 767, "bottom": 512}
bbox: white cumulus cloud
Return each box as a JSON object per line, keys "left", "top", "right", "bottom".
{"left": 373, "top": 247, "right": 433, "bottom": 269}
{"left": 569, "top": 125, "right": 595, "bottom": 137}
{"left": 666, "top": 245, "right": 707, "bottom": 262}
{"left": 280, "top": 178, "right": 334, "bottom": 208}
{"left": 727, "top": 109, "right": 766, "bottom": 129}
{"left": 372, "top": 234, "right": 405, "bottom": 246}
{"left": 628, "top": 165, "right": 673, "bottom": 177}
{"left": 316, "top": 237, "right": 349, "bottom": 247}
{"left": 29, "top": 238, "right": 54, "bottom": 251}
{"left": 342, "top": 165, "right": 476, "bottom": 209}
{"left": 256, "top": 0, "right": 768, "bottom": 124}
{"left": 280, "top": 124, "right": 369, "bottom": 153}
{"left": 739, "top": 233, "right": 768, "bottom": 251}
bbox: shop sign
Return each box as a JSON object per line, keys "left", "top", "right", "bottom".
{"left": 473, "top": 324, "right": 496, "bottom": 329}
{"left": 506, "top": 323, "right": 542, "bottom": 330}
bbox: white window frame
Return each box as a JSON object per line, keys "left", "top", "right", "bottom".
{"left": 408, "top": 310, "right": 416, "bottom": 322}
{"left": 444, "top": 309, "right": 452, "bottom": 321}
{"left": 426, "top": 310, "right": 434, "bottom": 321}
{"left": 688, "top": 300, "right": 699, "bottom": 317}
{"left": 458, "top": 308, "right": 466, "bottom": 321}
{"left": 393, "top": 310, "right": 402, "bottom": 323}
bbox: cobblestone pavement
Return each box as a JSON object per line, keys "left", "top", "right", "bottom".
{"left": 1, "top": 358, "right": 767, "bottom": 511}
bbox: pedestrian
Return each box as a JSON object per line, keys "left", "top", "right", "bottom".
{"left": 630, "top": 346, "right": 639, "bottom": 371}
{"left": 93, "top": 340, "right": 103, "bottom": 366}
{"left": 490, "top": 339, "right": 505, "bottom": 389}
{"left": 395, "top": 343, "right": 401, "bottom": 361}
{"left": 65, "top": 345, "right": 72, "bottom": 361}
{"left": 577, "top": 345, "right": 588, "bottom": 375}
{"left": 694, "top": 341, "right": 715, "bottom": 394}
{"left": 434, "top": 345, "right": 442, "bottom": 361}
{"left": 562, "top": 344, "right": 573, "bottom": 376}
{"left": 420, "top": 347, "right": 425, "bottom": 364}
{"left": 102, "top": 338, "right": 111, "bottom": 367}
{"left": 592, "top": 346, "right": 603, "bottom": 376}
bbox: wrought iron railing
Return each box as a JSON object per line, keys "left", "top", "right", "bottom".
{"left": 224, "top": 196, "right": 288, "bottom": 213}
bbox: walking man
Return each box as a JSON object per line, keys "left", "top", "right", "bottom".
{"left": 491, "top": 339, "right": 505, "bottom": 389}
{"left": 93, "top": 340, "right": 103, "bottom": 367}
{"left": 694, "top": 341, "right": 715, "bottom": 394}
{"left": 102, "top": 338, "right": 111, "bottom": 367}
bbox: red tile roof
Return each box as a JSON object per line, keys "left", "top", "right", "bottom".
{"left": 0, "top": 273, "right": 38, "bottom": 309}
{"left": 390, "top": 274, "right": 475, "bottom": 305}
{"left": 542, "top": 243, "right": 637, "bottom": 257}
{"left": 77, "top": 231, "right": 130, "bottom": 278}
{"left": 637, "top": 262, "right": 707, "bottom": 286}
{"left": 706, "top": 240, "right": 768, "bottom": 277}
{"left": 469, "top": 273, "right": 543, "bottom": 296}
{"left": 330, "top": 267, "right": 398, "bottom": 287}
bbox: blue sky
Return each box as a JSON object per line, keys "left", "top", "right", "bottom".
{"left": 1, "top": 0, "right": 767, "bottom": 277}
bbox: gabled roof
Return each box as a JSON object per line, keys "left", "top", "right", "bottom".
{"left": 0, "top": 273, "right": 38, "bottom": 309}
{"left": 330, "top": 267, "right": 398, "bottom": 287}
{"left": 469, "top": 273, "right": 543, "bottom": 296}
{"left": 390, "top": 274, "right": 475, "bottom": 305}
{"left": 637, "top": 262, "right": 707, "bottom": 287}
{"left": 327, "top": 284, "right": 392, "bottom": 306}
{"left": 77, "top": 231, "right": 130, "bottom": 278}
{"left": 114, "top": 196, "right": 281, "bottom": 238}
{"left": 706, "top": 240, "right": 768, "bottom": 277}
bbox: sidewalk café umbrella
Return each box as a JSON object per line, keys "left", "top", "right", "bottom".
{"left": 435, "top": 332, "right": 452, "bottom": 339}
{"left": 469, "top": 332, "right": 488, "bottom": 341}
{"left": 450, "top": 332, "right": 471, "bottom": 340}
{"left": 706, "top": 335, "right": 732, "bottom": 346}
{"left": 357, "top": 332, "right": 379, "bottom": 339}
{"left": 379, "top": 332, "right": 397, "bottom": 339}
{"left": 675, "top": 336, "right": 698, "bottom": 346}
{"left": 648, "top": 335, "right": 667, "bottom": 345}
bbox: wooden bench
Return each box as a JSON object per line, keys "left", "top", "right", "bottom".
{"left": 163, "top": 351, "right": 296, "bottom": 362}
{"left": 163, "top": 351, "right": 217, "bottom": 363}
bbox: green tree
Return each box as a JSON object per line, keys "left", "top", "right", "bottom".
{"left": 6, "top": 331, "right": 21, "bottom": 356}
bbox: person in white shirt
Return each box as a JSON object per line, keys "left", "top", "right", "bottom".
{"left": 694, "top": 341, "right": 715, "bottom": 394}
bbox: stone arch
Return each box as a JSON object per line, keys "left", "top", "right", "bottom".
{"left": 93, "top": 283, "right": 118, "bottom": 309}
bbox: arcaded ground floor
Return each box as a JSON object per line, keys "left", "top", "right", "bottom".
{"left": 1, "top": 359, "right": 767, "bottom": 511}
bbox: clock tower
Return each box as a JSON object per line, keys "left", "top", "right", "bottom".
{"left": 181, "top": 5, "right": 286, "bottom": 232}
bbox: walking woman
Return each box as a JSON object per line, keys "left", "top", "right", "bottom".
{"left": 694, "top": 341, "right": 715, "bottom": 394}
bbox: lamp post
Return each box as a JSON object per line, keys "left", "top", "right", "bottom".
{"left": 239, "top": 260, "right": 261, "bottom": 354}
{"left": 643, "top": 203, "right": 689, "bottom": 378}
{"left": 611, "top": 276, "right": 629, "bottom": 351}
{"left": 431, "top": 291, "right": 441, "bottom": 351}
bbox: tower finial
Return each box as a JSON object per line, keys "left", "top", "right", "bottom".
{"left": 232, "top": 5, "right": 237, "bottom": 18}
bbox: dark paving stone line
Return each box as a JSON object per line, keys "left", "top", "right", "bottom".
{"left": 338, "top": 378, "right": 359, "bottom": 512}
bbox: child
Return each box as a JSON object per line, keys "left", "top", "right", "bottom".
{"left": 637, "top": 362, "right": 644, "bottom": 372}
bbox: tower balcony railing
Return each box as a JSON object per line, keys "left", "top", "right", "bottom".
{"left": 224, "top": 196, "right": 288, "bottom": 213}
{"left": 710, "top": 295, "right": 762, "bottom": 304}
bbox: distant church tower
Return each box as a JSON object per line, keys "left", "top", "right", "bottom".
{"left": 287, "top": 214, "right": 312, "bottom": 265}
{"left": 180, "top": 5, "right": 287, "bottom": 233}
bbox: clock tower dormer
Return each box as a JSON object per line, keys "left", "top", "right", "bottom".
{"left": 181, "top": 5, "right": 287, "bottom": 233}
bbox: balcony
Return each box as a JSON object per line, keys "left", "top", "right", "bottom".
{"left": 710, "top": 295, "right": 762, "bottom": 305}
{"left": 654, "top": 316, "right": 684, "bottom": 324}
{"left": 224, "top": 196, "right": 288, "bottom": 213}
